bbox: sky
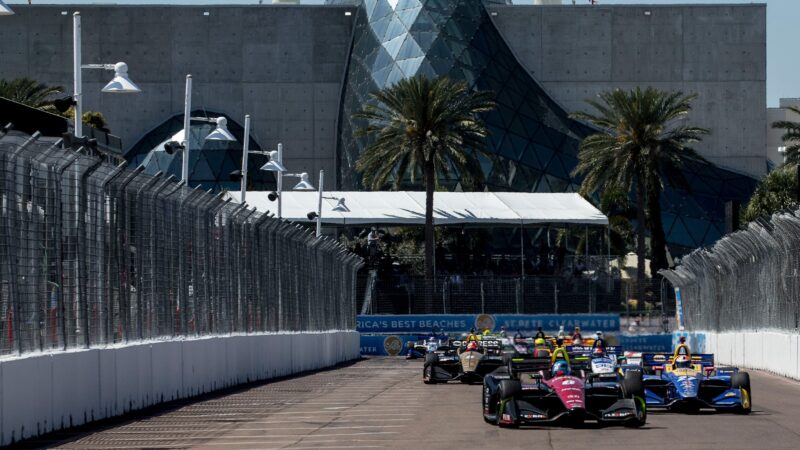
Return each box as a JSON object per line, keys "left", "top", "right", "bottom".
{"left": 6, "top": 0, "right": 797, "bottom": 106}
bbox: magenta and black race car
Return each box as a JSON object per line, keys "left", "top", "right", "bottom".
{"left": 482, "top": 348, "right": 646, "bottom": 428}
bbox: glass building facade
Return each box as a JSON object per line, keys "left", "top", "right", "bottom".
{"left": 126, "top": 111, "right": 274, "bottom": 192}
{"left": 333, "top": 0, "right": 757, "bottom": 251}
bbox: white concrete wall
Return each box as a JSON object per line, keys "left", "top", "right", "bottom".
{"left": 684, "top": 330, "right": 800, "bottom": 381}
{"left": 0, "top": 331, "right": 359, "bottom": 446}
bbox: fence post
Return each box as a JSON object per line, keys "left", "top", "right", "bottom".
{"left": 515, "top": 278, "right": 521, "bottom": 314}
{"left": 554, "top": 280, "right": 559, "bottom": 314}
{"left": 481, "top": 281, "right": 485, "bottom": 314}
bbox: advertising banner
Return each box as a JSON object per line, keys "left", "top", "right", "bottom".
{"left": 618, "top": 334, "right": 674, "bottom": 353}
{"left": 356, "top": 314, "right": 620, "bottom": 334}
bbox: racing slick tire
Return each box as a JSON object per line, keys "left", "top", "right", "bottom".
{"left": 423, "top": 353, "right": 440, "bottom": 384}
{"left": 731, "top": 372, "right": 752, "bottom": 414}
{"left": 622, "top": 370, "right": 644, "bottom": 399}
{"left": 498, "top": 379, "right": 522, "bottom": 401}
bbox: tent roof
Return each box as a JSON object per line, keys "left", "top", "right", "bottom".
{"left": 226, "top": 191, "right": 608, "bottom": 226}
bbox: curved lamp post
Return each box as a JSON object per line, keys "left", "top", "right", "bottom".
{"left": 73, "top": 12, "right": 141, "bottom": 138}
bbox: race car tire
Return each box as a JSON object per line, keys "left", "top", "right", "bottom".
{"left": 622, "top": 370, "right": 644, "bottom": 399}
{"left": 423, "top": 363, "right": 437, "bottom": 384}
{"left": 498, "top": 379, "right": 522, "bottom": 400}
{"left": 425, "top": 352, "right": 439, "bottom": 365}
{"left": 731, "top": 372, "right": 752, "bottom": 414}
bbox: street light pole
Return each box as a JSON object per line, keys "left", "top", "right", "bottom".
{"left": 277, "top": 142, "right": 283, "bottom": 219}
{"left": 73, "top": 12, "right": 83, "bottom": 138}
{"left": 316, "top": 170, "right": 324, "bottom": 238}
{"left": 240, "top": 114, "right": 251, "bottom": 203}
{"left": 181, "top": 75, "right": 192, "bottom": 183}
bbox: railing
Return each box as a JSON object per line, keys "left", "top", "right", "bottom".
{"left": 662, "top": 209, "right": 800, "bottom": 332}
{"left": 0, "top": 129, "right": 363, "bottom": 356}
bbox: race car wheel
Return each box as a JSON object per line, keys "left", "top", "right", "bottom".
{"left": 423, "top": 363, "right": 437, "bottom": 384}
{"left": 425, "top": 352, "right": 439, "bottom": 365}
{"left": 622, "top": 370, "right": 644, "bottom": 399}
{"left": 731, "top": 372, "right": 752, "bottom": 414}
{"left": 498, "top": 379, "right": 521, "bottom": 400}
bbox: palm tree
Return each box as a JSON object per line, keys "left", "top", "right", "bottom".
{"left": 0, "top": 78, "right": 63, "bottom": 112}
{"left": 772, "top": 106, "right": 800, "bottom": 165}
{"left": 570, "top": 87, "right": 708, "bottom": 301}
{"left": 353, "top": 75, "right": 495, "bottom": 308}
{"left": 744, "top": 164, "right": 798, "bottom": 222}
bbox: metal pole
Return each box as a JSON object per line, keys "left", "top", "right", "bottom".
{"left": 240, "top": 114, "right": 251, "bottom": 203}
{"left": 181, "top": 75, "right": 192, "bottom": 183}
{"left": 73, "top": 12, "right": 83, "bottom": 138}
{"left": 277, "top": 142, "right": 283, "bottom": 219}
{"left": 316, "top": 170, "right": 323, "bottom": 238}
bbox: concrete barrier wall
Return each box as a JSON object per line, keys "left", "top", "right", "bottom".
{"left": 0, "top": 331, "right": 359, "bottom": 446}
{"left": 684, "top": 330, "right": 800, "bottom": 381}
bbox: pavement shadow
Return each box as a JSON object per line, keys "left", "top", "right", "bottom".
{"left": 5, "top": 358, "right": 365, "bottom": 450}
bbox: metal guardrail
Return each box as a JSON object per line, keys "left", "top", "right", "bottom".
{"left": 662, "top": 209, "right": 800, "bottom": 332}
{"left": 0, "top": 129, "right": 363, "bottom": 356}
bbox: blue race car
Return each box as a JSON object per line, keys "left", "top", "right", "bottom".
{"left": 640, "top": 338, "right": 751, "bottom": 414}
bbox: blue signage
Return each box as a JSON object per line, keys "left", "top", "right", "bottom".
{"left": 356, "top": 314, "right": 620, "bottom": 334}
{"left": 618, "top": 334, "right": 674, "bottom": 353}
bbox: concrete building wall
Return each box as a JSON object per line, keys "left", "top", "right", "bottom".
{"left": 0, "top": 5, "right": 356, "bottom": 186}
{"left": 489, "top": 4, "right": 767, "bottom": 178}
{"left": 0, "top": 3, "right": 766, "bottom": 180}
{"left": 767, "top": 98, "right": 800, "bottom": 168}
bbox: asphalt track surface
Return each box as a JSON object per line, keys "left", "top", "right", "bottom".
{"left": 10, "top": 357, "right": 800, "bottom": 450}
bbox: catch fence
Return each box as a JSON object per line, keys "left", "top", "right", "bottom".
{"left": 359, "top": 273, "right": 674, "bottom": 316}
{"left": 661, "top": 209, "right": 800, "bottom": 332}
{"left": 0, "top": 129, "right": 363, "bottom": 356}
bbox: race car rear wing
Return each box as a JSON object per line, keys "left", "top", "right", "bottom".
{"left": 508, "top": 355, "right": 551, "bottom": 375}
{"left": 568, "top": 345, "right": 624, "bottom": 356}
{"left": 642, "top": 352, "right": 715, "bottom": 369}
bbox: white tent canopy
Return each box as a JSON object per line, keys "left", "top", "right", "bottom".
{"left": 226, "top": 191, "right": 608, "bottom": 226}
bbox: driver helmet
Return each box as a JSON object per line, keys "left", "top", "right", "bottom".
{"left": 674, "top": 355, "right": 692, "bottom": 369}
{"left": 592, "top": 347, "right": 605, "bottom": 357}
{"left": 483, "top": 328, "right": 492, "bottom": 336}
{"left": 534, "top": 338, "right": 546, "bottom": 346}
{"left": 551, "top": 360, "right": 570, "bottom": 378}
{"left": 466, "top": 341, "right": 479, "bottom": 351}
{"left": 596, "top": 331, "right": 604, "bottom": 339}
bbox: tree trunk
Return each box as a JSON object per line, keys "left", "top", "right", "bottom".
{"left": 424, "top": 157, "right": 436, "bottom": 313}
{"left": 647, "top": 182, "right": 668, "bottom": 278}
{"left": 635, "top": 175, "right": 647, "bottom": 305}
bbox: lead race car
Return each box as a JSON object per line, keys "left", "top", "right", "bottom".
{"left": 423, "top": 336, "right": 505, "bottom": 384}
{"left": 640, "top": 337, "right": 752, "bottom": 414}
{"left": 482, "top": 347, "right": 647, "bottom": 428}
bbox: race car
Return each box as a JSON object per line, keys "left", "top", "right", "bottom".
{"left": 482, "top": 347, "right": 647, "bottom": 428}
{"left": 405, "top": 331, "right": 449, "bottom": 360}
{"left": 423, "top": 337, "right": 504, "bottom": 384}
{"left": 569, "top": 345, "right": 628, "bottom": 378}
{"left": 640, "top": 338, "right": 751, "bottom": 414}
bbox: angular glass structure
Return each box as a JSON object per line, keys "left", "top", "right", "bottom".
{"left": 126, "top": 111, "right": 273, "bottom": 192}
{"left": 334, "top": 0, "right": 756, "bottom": 251}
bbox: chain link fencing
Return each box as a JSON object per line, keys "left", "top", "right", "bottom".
{"left": 359, "top": 273, "right": 674, "bottom": 316}
{"left": 0, "top": 129, "right": 363, "bottom": 356}
{"left": 661, "top": 209, "right": 800, "bottom": 332}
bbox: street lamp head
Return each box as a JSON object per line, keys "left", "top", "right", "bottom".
{"left": 101, "top": 62, "right": 142, "bottom": 93}
{"left": 0, "top": 0, "right": 14, "bottom": 16}
{"left": 260, "top": 150, "right": 287, "bottom": 172}
{"left": 205, "top": 116, "right": 237, "bottom": 141}
{"left": 332, "top": 198, "right": 349, "bottom": 212}
{"left": 292, "top": 172, "right": 315, "bottom": 190}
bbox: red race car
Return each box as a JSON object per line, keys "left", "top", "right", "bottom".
{"left": 482, "top": 347, "right": 646, "bottom": 428}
